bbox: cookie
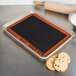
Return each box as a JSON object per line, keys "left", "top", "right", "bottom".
{"left": 54, "top": 58, "right": 68, "bottom": 72}
{"left": 46, "top": 57, "right": 55, "bottom": 71}
{"left": 51, "top": 54, "right": 58, "bottom": 60}
{"left": 58, "top": 52, "right": 71, "bottom": 64}
{"left": 46, "top": 54, "right": 58, "bottom": 71}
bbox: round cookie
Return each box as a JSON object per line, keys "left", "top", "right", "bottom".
{"left": 46, "top": 54, "right": 58, "bottom": 71}
{"left": 54, "top": 58, "right": 68, "bottom": 72}
{"left": 51, "top": 54, "right": 58, "bottom": 60}
{"left": 46, "top": 57, "right": 55, "bottom": 71}
{"left": 58, "top": 52, "right": 71, "bottom": 64}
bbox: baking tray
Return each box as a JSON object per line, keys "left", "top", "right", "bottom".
{"left": 2, "top": 10, "right": 75, "bottom": 61}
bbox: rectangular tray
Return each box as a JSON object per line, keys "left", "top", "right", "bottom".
{"left": 2, "top": 10, "right": 75, "bottom": 61}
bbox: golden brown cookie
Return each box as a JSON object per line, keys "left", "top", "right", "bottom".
{"left": 51, "top": 54, "right": 58, "bottom": 60}
{"left": 54, "top": 58, "right": 68, "bottom": 72}
{"left": 46, "top": 54, "right": 58, "bottom": 71}
{"left": 58, "top": 52, "right": 71, "bottom": 64}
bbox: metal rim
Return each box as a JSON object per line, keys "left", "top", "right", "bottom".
{"left": 68, "top": 11, "right": 76, "bottom": 26}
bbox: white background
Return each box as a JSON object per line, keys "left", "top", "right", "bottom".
{"left": 0, "top": 0, "right": 76, "bottom": 5}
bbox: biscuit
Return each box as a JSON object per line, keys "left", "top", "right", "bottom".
{"left": 54, "top": 58, "right": 68, "bottom": 72}
{"left": 58, "top": 52, "right": 71, "bottom": 64}
{"left": 46, "top": 54, "right": 58, "bottom": 71}
{"left": 51, "top": 54, "right": 58, "bottom": 60}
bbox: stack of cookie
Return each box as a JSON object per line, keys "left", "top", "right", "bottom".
{"left": 46, "top": 52, "right": 71, "bottom": 73}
